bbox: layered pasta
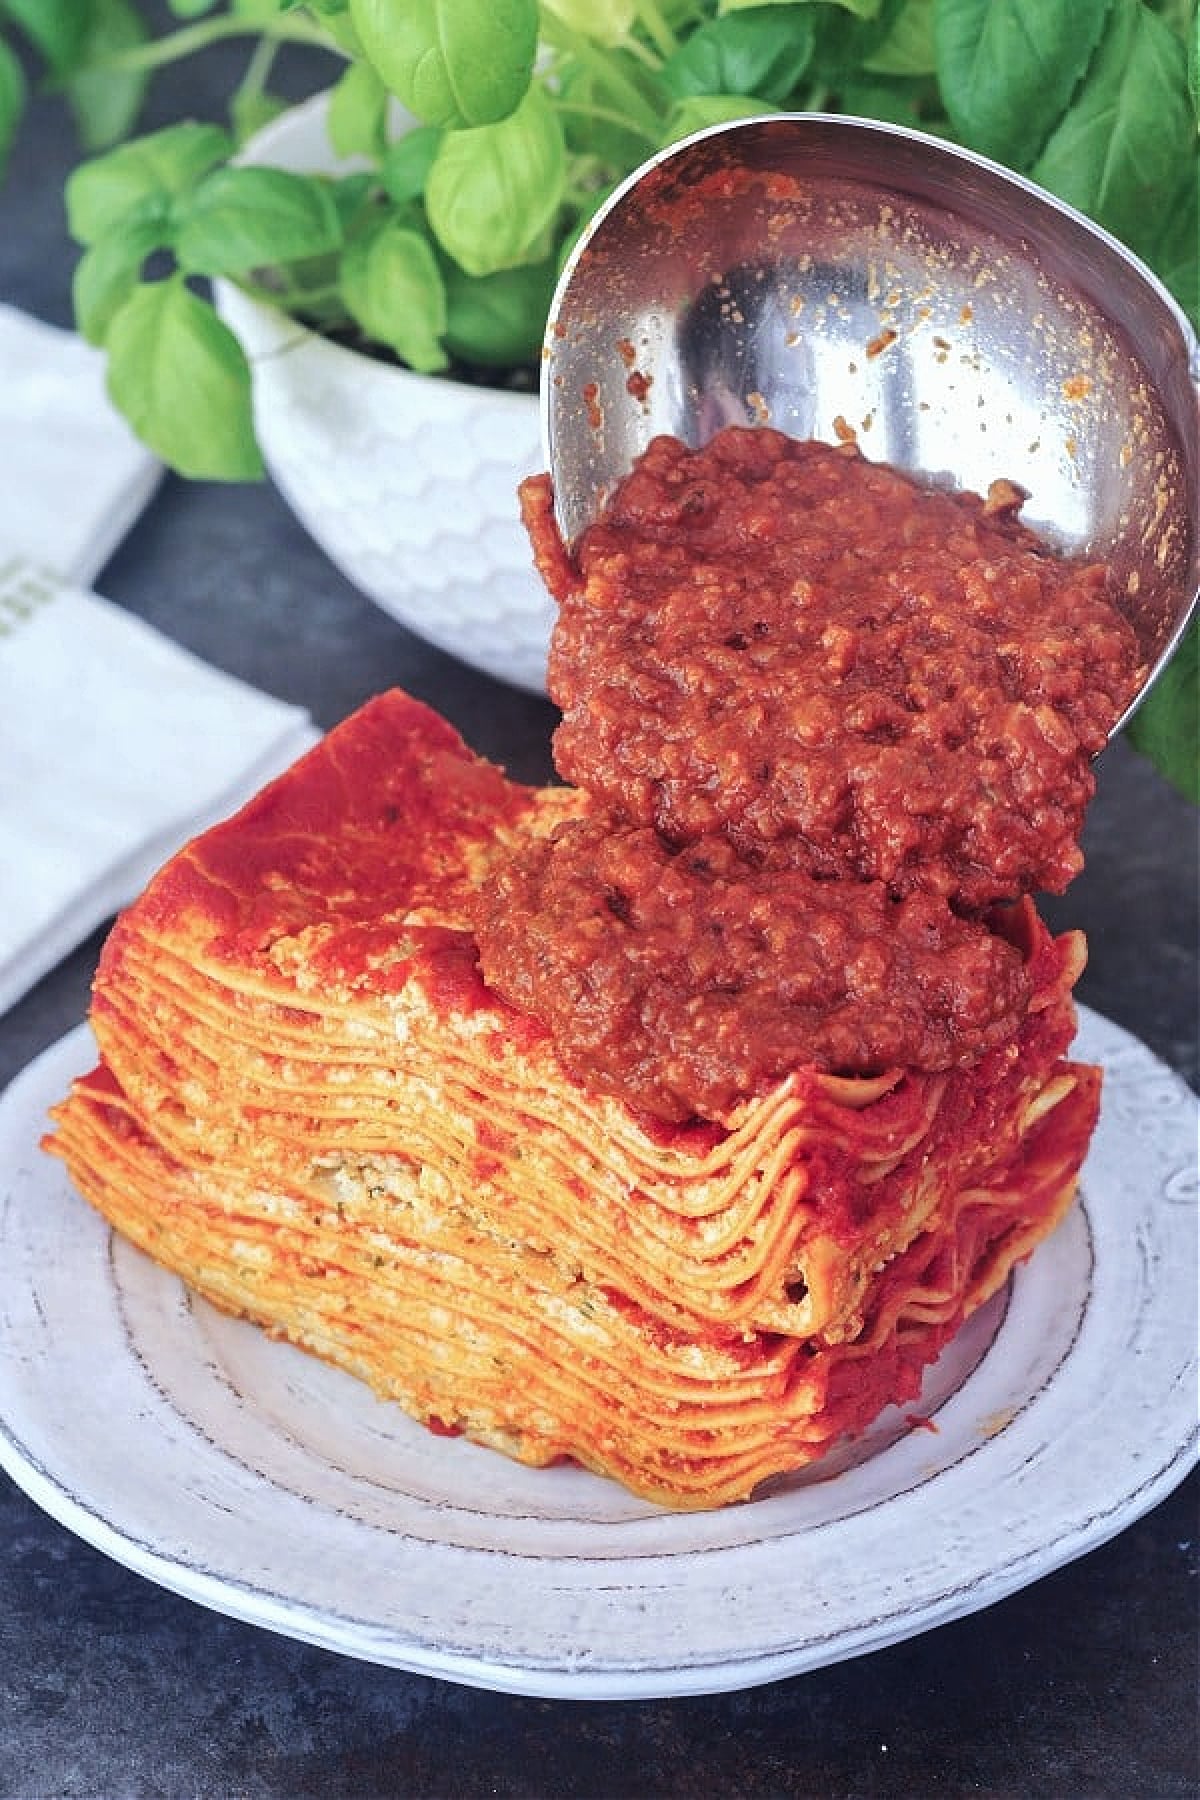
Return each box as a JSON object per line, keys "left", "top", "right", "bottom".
{"left": 46, "top": 687, "right": 1100, "bottom": 1508}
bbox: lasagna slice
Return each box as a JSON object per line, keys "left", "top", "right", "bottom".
{"left": 45, "top": 690, "right": 1098, "bottom": 1508}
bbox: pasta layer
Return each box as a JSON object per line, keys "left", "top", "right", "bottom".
{"left": 45, "top": 691, "right": 1100, "bottom": 1508}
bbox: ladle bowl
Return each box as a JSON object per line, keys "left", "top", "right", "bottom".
{"left": 542, "top": 115, "right": 1198, "bottom": 729}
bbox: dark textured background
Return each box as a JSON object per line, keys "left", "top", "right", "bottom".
{"left": 0, "top": 19, "right": 1196, "bottom": 1799}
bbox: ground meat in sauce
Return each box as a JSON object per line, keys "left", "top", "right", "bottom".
{"left": 485, "top": 428, "right": 1140, "bottom": 1124}
{"left": 533, "top": 429, "right": 1139, "bottom": 909}
{"left": 474, "top": 819, "right": 1034, "bottom": 1125}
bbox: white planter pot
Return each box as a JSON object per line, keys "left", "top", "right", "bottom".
{"left": 213, "top": 94, "right": 553, "bottom": 695}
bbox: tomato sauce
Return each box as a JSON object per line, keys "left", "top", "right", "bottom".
{"left": 477, "top": 817, "right": 1034, "bottom": 1123}
{"left": 477, "top": 428, "right": 1139, "bottom": 1122}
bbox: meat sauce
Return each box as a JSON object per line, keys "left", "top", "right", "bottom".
{"left": 475, "top": 428, "right": 1139, "bottom": 1123}
{"left": 478, "top": 818, "right": 1035, "bottom": 1124}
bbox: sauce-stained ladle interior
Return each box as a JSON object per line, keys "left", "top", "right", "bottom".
{"left": 541, "top": 115, "right": 1198, "bottom": 731}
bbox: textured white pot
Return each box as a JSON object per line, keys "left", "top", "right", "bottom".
{"left": 213, "top": 94, "right": 553, "bottom": 695}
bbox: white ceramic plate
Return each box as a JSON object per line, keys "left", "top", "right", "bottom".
{"left": 0, "top": 1010, "right": 1195, "bottom": 1699}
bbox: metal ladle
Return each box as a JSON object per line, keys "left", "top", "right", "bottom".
{"left": 541, "top": 115, "right": 1198, "bottom": 730}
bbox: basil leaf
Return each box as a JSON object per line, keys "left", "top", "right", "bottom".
{"left": 425, "top": 85, "right": 566, "bottom": 277}
{"left": 328, "top": 172, "right": 376, "bottom": 230}
{"left": 541, "top": 0, "right": 636, "bottom": 44}
{"left": 66, "top": 122, "right": 234, "bottom": 245}
{"left": 327, "top": 55, "right": 389, "bottom": 160}
{"left": 661, "top": 8, "right": 816, "bottom": 103}
{"left": 443, "top": 255, "right": 557, "bottom": 367}
{"left": 379, "top": 125, "right": 443, "bottom": 204}
{"left": 810, "top": 0, "right": 911, "bottom": 83}
{"left": 1136, "top": 153, "right": 1199, "bottom": 326}
{"left": 339, "top": 217, "right": 448, "bottom": 372}
{"left": 174, "top": 167, "right": 343, "bottom": 276}
{"left": 64, "top": 0, "right": 150, "bottom": 154}
{"left": 348, "top": 0, "right": 538, "bottom": 128}
{"left": 72, "top": 203, "right": 170, "bottom": 345}
{"left": 229, "top": 90, "right": 290, "bottom": 145}
{"left": 1, "top": 0, "right": 88, "bottom": 72}
{"left": 105, "top": 277, "right": 264, "bottom": 480}
{"left": 837, "top": 76, "right": 924, "bottom": 128}
{"left": 662, "top": 94, "right": 781, "bottom": 147}
{"left": 863, "top": 0, "right": 936, "bottom": 74}
{"left": 934, "top": 0, "right": 1111, "bottom": 168}
{"left": 1127, "top": 621, "right": 1199, "bottom": 804}
{"left": 554, "top": 53, "right": 663, "bottom": 173}
{"left": 0, "top": 36, "right": 25, "bottom": 179}
{"left": 1032, "top": 0, "right": 1195, "bottom": 255}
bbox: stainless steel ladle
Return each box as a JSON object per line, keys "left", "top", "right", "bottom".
{"left": 541, "top": 115, "right": 1198, "bottom": 730}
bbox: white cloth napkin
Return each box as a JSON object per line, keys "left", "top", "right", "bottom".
{"left": 0, "top": 305, "right": 166, "bottom": 588}
{"left": 0, "top": 306, "right": 319, "bottom": 1014}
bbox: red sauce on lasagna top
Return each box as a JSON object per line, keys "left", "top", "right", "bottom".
{"left": 478, "top": 817, "right": 1035, "bottom": 1123}
{"left": 475, "top": 428, "right": 1139, "bottom": 1122}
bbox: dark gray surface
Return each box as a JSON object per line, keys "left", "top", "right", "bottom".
{"left": 1, "top": 30, "right": 1197, "bottom": 1800}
